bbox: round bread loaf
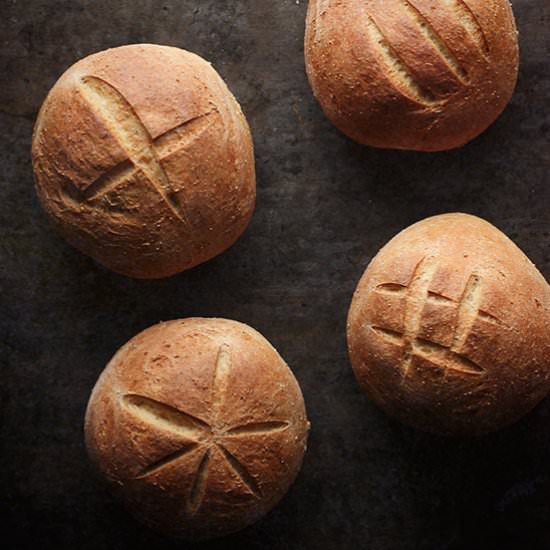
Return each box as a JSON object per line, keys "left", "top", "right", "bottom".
{"left": 32, "top": 44, "right": 255, "bottom": 278}
{"left": 84, "top": 318, "right": 309, "bottom": 539}
{"left": 347, "top": 214, "right": 550, "bottom": 436}
{"left": 305, "top": 0, "right": 519, "bottom": 151}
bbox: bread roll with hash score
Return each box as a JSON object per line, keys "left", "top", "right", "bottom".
{"left": 305, "top": 0, "right": 519, "bottom": 151}
{"left": 32, "top": 44, "right": 255, "bottom": 279}
{"left": 85, "top": 318, "right": 309, "bottom": 539}
{"left": 347, "top": 214, "right": 550, "bottom": 436}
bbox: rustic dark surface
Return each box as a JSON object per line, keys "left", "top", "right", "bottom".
{"left": 1, "top": 1, "right": 550, "bottom": 549}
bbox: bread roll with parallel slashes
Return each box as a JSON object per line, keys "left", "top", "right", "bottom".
{"left": 85, "top": 318, "right": 309, "bottom": 539}
{"left": 32, "top": 44, "right": 255, "bottom": 279}
{"left": 347, "top": 214, "right": 550, "bottom": 436}
{"left": 305, "top": 0, "right": 519, "bottom": 151}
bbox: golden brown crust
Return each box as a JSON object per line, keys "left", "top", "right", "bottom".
{"left": 347, "top": 214, "right": 550, "bottom": 436}
{"left": 84, "top": 318, "right": 309, "bottom": 539}
{"left": 305, "top": 0, "right": 519, "bottom": 151}
{"left": 32, "top": 44, "right": 256, "bottom": 278}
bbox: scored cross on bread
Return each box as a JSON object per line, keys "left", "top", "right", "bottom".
{"left": 32, "top": 44, "right": 256, "bottom": 278}
{"left": 74, "top": 76, "right": 217, "bottom": 227}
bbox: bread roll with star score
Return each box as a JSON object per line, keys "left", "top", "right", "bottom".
{"left": 85, "top": 318, "right": 309, "bottom": 539}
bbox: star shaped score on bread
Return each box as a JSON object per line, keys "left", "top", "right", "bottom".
{"left": 121, "top": 343, "right": 290, "bottom": 515}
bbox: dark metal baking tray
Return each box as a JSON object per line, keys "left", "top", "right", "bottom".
{"left": 2, "top": 1, "right": 550, "bottom": 548}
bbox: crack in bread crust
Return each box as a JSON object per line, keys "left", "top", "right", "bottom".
{"left": 400, "top": 257, "right": 439, "bottom": 376}
{"left": 312, "top": 0, "right": 332, "bottom": 43}
{"left": 362, "top": 7, "right": 438, "bottom": 105}
{"left": 218, "top": 444, "right": 262, "bottom": 498}
{"left": 442, "top": 0, "right": 489, "bottom": 54}
{"left": 186, "top": 449, "right": 211, "bottom": 515}
{"left": 405, "top": 0, "right": 469, "bottom": 82}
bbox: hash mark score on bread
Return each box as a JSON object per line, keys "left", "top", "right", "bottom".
{"left": 347, "top": 214, "right": 550, "bottom": 435}
{"left": 305, "top": 0, "right": 519, "bottom": 151}
{"left": 371, "top": 258, "right": 492, "bottom": 378}
{"left": 32, "top": 44, "right": 256, "bottom": 278}
{"left": 85, "top": 318, "right": 309, "bottom": 539}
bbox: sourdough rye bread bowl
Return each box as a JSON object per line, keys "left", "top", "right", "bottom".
{"left": 347, "top": 214, "right": 550, "bottom": 436}
{"left": 32, "top": 44, "right": 256, "bottom": 279}
{"left": 305, "top": 0, "right": 519, "bottom": 151}
{"left": 85, "top": 318, "right": 310, "bottom": 539}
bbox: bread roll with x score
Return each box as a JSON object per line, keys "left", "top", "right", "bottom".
{"left": 32, "top": 44, "right": 255, "bottom": 278}
{"left": 85, "top": 318, "right": 309, "bottom": 539}
{"left": 305, "top": 0, "right": 519, "bottom": 151}
{"left": 347, "top": 214, "right": 550, "bottom": 436}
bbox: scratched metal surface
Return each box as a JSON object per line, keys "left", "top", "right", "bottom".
{"left": 1, "top": 1, "right": 550, "bottom": 549}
